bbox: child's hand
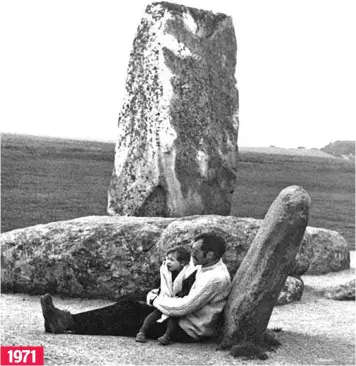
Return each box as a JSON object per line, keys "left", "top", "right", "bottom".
{"left": 146, "top": 289, "right": 159, "bottom": 306}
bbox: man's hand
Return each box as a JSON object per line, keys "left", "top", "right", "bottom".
{"left": 146, "top": 289, "right": 159, "bottom": 306}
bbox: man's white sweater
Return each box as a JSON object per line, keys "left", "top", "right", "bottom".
{"left": 153, "top": 259, "right": 231, "bottom": 340}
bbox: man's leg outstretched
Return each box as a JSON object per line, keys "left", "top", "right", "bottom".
{"left": 40, "top": 294, "right": 166, "bottom": 338}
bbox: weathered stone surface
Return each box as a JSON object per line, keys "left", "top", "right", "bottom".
{"left": 221, "top": 220, "right": 350, "bottom": 276}
{"left": 323, "top": 279, "right": 355, "bottom": 300}
{"left": 108, "top": 2, "right": 239, "bottom": 217}
{"left": 1, "top": 213, "right": 349, "bottom": 300}
{"left": 1, "top": 216, "right": 174, "bottom": 299}
{"left": 155, "top": 215, "right": 259, "bottom": 278}
{"left": 275, "top": 276, "right": 304, "bottom": 306}
{"left": 303, "top": 227, "right": 350, "bottom": 274}
{"left": 0, "top": 215, "right": 308, "bottom": 299}
{"left": 221, "top": 185, "right": 311, "bottom": 348}
{"left": 292, "top": 250, "right": 310, "bottom": 277}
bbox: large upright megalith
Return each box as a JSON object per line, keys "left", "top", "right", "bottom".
{"left": 108, "top": 2, "right": 239, "bottom": 217}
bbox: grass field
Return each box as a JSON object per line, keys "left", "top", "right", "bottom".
{"left": 1, "top": 133, "right": 354, "bottom": 249}
{"left": 232, "top": 147, "right": 355, "bottom": 248}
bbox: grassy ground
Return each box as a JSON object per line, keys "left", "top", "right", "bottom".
{"left": 1, "top": 254, "right": 355, "bottom": 365}
{"left": 1, "top": 133, "right": 114, "bottom": 232}
{"left": 1, "top": 133, "right": 354, "bottom": 248}
{"left": 232, "top": 149, "right": 355, "bottom": 248}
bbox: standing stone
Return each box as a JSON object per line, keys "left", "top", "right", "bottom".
{"left": 220, "top": 185, "right": 311, "bottom": 350}
{"left": 108, "top": 2, "right": 239, "bottom": 217}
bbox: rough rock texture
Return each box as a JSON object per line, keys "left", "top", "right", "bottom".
{"left": 1, "top": 216, "right": 173, "bottom": 299}
{"left": 108, "top": 2, "right": 239, "bottom": 217}
{"left": 323, "top": 279, "right": 355, "bottom": 300}
{"left": 229, "top": 221, "right": 350, "bottom": 276}
{"left": 0, "top": 215, "right": 304, "bottom": 301}
{"left": 275, "top": 276, "right": 304, "bottom": 306}
{"left": 304, "top": 227, "right": 350, "bottom": 274}
{"left": 220, "top": 185, "right": 311, "bottom": 348}
{"left": 156, "top": 215, "right": 260, "bottom": 277}
{"left": 0, "top": 214, "right": 349, "bottom": 300}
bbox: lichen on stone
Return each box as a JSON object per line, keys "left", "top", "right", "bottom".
{"left": 108, "top": 1, "right": 239, "bottom": 218}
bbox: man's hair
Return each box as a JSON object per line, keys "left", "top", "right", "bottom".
{"left": 166, "top": 245, "right": 191, "bottom": 264}
{"left": 194, "top": 233, "right": 226, "bottom": 259}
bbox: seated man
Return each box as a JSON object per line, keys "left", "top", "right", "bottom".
{"left": 40, "top": 232, "right": 231, "bottom": 343}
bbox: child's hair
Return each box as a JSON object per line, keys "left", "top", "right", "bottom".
{"left": 166, "top": 245, "right": 191, "bottom": 264}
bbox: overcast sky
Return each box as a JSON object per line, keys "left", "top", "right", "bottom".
{"left": 1, "top": 0, "right": 355, "bottom": 148}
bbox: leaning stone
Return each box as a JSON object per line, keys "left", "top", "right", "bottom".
{"left": 221, "top": 185, "right": 311, "bottom": 348}
{"left": 323, "top": 279, "right": 355, "bottom": 300}
{"left": 108, "top": 2, "right": 239, "bottom": 217}
{"left": 276, "top": 276, "right": 304, "bottom": 306}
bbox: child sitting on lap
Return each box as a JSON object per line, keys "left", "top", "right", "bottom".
{"left": 135, "top": 245, "right": 196, "bottom": 345}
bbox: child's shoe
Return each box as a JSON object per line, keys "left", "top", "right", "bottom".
{"left": 158, "top": 334, "right": 171, "bottom": 345}
{"left": 135, "top": 332, "right": 147, "bottom": 343}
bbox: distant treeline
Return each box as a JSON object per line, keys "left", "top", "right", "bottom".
{"left": 321, "top": 141, "right": 355, "bottom": 158}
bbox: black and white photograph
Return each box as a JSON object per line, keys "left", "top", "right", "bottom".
{"left": 1, "top": 0, "right": 355, "bottom": 365}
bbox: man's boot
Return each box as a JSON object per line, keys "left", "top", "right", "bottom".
{"left": 40, "top": 294, "right": 74, "bottom": 334}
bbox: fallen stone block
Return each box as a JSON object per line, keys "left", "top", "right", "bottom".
{"left": 276, "top": 276, "right": 304, "bottom": 306}
{"left": 303, "top": 227, "right": 350, "bottom": 274}
{"left": 323, "top": 279, "right": 355, "bottom": 300}
{"left": 1, "top": 214, "right": 350, "bottom": 300}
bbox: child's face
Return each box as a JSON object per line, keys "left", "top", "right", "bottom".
{"left": 166, "top": 252, "right": 183, "bottom": 272}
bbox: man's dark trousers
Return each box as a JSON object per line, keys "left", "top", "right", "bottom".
{"left": 70, "top": 297, "right": 195, "bottom": 342}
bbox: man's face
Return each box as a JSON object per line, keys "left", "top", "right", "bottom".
{"left": 191, "top": 239, "right": 209, "bottom": 266}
